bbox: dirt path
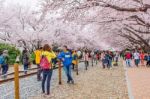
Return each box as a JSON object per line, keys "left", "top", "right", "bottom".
{"left": 30, "top": 62, "right": 128, "bottom": 99}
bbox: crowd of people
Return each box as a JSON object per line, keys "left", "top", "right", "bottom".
{"left": 1, "top": 44, "right": 150, "bottom": 97}
{"left": 33, "top": 45, "right": 122, "bottom": 97}
{"left": 122, "top": 50, "right": 150, "bottom": 67}
{"left": 0, "top": 44, "right": 120, "bottom": 97}
{"left": 0, "top": 46, "right": 121, "bottom": 78}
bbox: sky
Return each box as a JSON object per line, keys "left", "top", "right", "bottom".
{"left": 4, "top": 0, "right": 39, "bottom": 9}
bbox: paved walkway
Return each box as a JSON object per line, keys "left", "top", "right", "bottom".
{"left": 29, "top": 62, "right": 128, "bottom": 99}
{"left": 127, "top": 67, "right": 150, "bottom": 99}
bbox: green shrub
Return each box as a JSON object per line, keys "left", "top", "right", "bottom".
{"left": 30, "top": 52, "right": 35, "bottom": 62}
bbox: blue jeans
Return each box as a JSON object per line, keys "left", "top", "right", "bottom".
{"left": 115, "top": 57, "right": 119, "bottom": 63}
{"left": 2, "top": 64, "right": 8, "bottom": 75}
{"left": 126, "top": 59, "right": 131, "bottom": 67}
{"left": 134, "top": 59, "right": 140, "bottom": 67}
{"left": 108, "top": 59, "right": 112, "bottom": 68}
{"left": 42, "top": 69, "right": 53, "bottom": 95}
{"left": 84, "top": 61, "right": 89, "bottom": 70}
{"left": 24, "top": 64, "right": 28, "bottom": 74}
{"left": 63, "top": 65, "right": 73, "bottom": 82}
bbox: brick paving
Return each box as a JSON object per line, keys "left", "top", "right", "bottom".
{"left": 127, "top": 67, "right": 150, "bottom": 99}
{"left": 29, "top": 62, "right": 128, "bottom": 99}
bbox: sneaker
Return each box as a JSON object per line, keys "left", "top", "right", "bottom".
{"left": 41, "top": 92, "right": 46, "bottom": 97}
{"left": 24, "top": 71, "right": 27, "bottom": 74}
{"left": 67, "top": 81, "right": 70, "bottom": 84}
{"left": 2, "top": 74, "right": 7, "bottom": 79}
{"left": 37, "top": 78, "right": 42, "bottom": 81}
{"left": 71, "top": 80, "right": 74, "bottom": 84}
{"left": 46, "top": 93, "right": 55, "bottom": 98}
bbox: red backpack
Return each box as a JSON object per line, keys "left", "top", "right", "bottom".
{"left": 40, "top": 55, "right": 51, "bottom": 69}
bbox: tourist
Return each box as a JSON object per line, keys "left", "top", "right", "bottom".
{"left": 34, "top": 47, "right": 43, "bottom": 81}
{"left": 96, "top": 52, "right": 100, "bottom": 60}
{"left": 1, "top": 50, "right": 9, "bottom": 78}
{"left": 104, "top": 51, "right": 110, "bottom": 69}
{"left": 96, "top": 52, "right": 99, "bottom": 64}
{"left": 125, "top": 51, "right": 132, "bottom": 67}
{"left": 91, "top": 50, "right": 95, "bottom": 66}
{"left": 58, "top": 45, "right": 74, "bottom": 84}
{"left": 0, "top": 51, "right": 4, "bottom": 76}
{"left": 40, "top": 44, "right": 56, "bottom": 96}
{"left": 122, "top": 52, "right": 125, "bottom": 60}
{"left": 77, "top": 50, "right": 82, "bottom": 59}
{"left": 133, "top": 50, "right": 140, "bottom": 67}
{"left": 72, "top": 50, "right": 78, "bottom": 70}
{"left": 113, "top": 51, "right": 119, "bottom": 66}
{"left": 140, "top": 51, "right": 145, "bottom": 66}
{"left": 22, "top": 48, "right": 30, "bottom": 74}
{"left": 145, "top": 53, "right": 150, "bottom": 67}
{"left": 108, "top": 51, "right": 113, "bottom": 68}
{"left": 101, "top": 51, "right": 106, "bottom": 68}
{"left": 114, "top": 51, "right": 119, "bottom": 63}
{"left": 83, "top": 50, "right": 89, "bottom": 70}
{"left": 104, "top": 52, "right": 110, "bottom": 69}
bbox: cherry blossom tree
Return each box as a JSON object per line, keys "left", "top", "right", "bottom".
{"left": 1, "top": 0, "right": 150, "bottom": 51}
{"left": 47, "top": 0, "right": 150, "bottom": 50}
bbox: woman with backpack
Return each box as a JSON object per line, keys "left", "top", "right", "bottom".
{"left": 40, "top": 44, "right": 56, "bottom": 96}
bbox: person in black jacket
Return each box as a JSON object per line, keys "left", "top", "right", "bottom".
{"left": 22, "top": 48, "right": 29, "bottom": 74}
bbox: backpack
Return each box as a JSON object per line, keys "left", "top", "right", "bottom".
{"left": 0, "top": 55, "right": 4, "bottom": 65}
{"left": 40, "top": 55, "right": 51, "bottom": 69}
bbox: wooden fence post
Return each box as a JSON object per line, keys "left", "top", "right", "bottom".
{"left": 14, "top": 63, "right": 20, "bottom": 99}
{"left": 58, "top": 61, "right": 62, "bottom": 85}
{"left": 76, "top": 60, "right": 79, "bottom": 75}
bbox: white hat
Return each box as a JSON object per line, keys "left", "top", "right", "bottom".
{"left": 3, "top": 50, "right": 8, "bottom": 53}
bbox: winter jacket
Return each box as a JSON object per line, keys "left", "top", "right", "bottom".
{"left": 58, "top": 51, "right": 72, "bottom": 66}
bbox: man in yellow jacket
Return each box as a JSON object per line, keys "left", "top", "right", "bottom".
{"left": 34, "top": 47, "right": 43, "bottom": 81}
